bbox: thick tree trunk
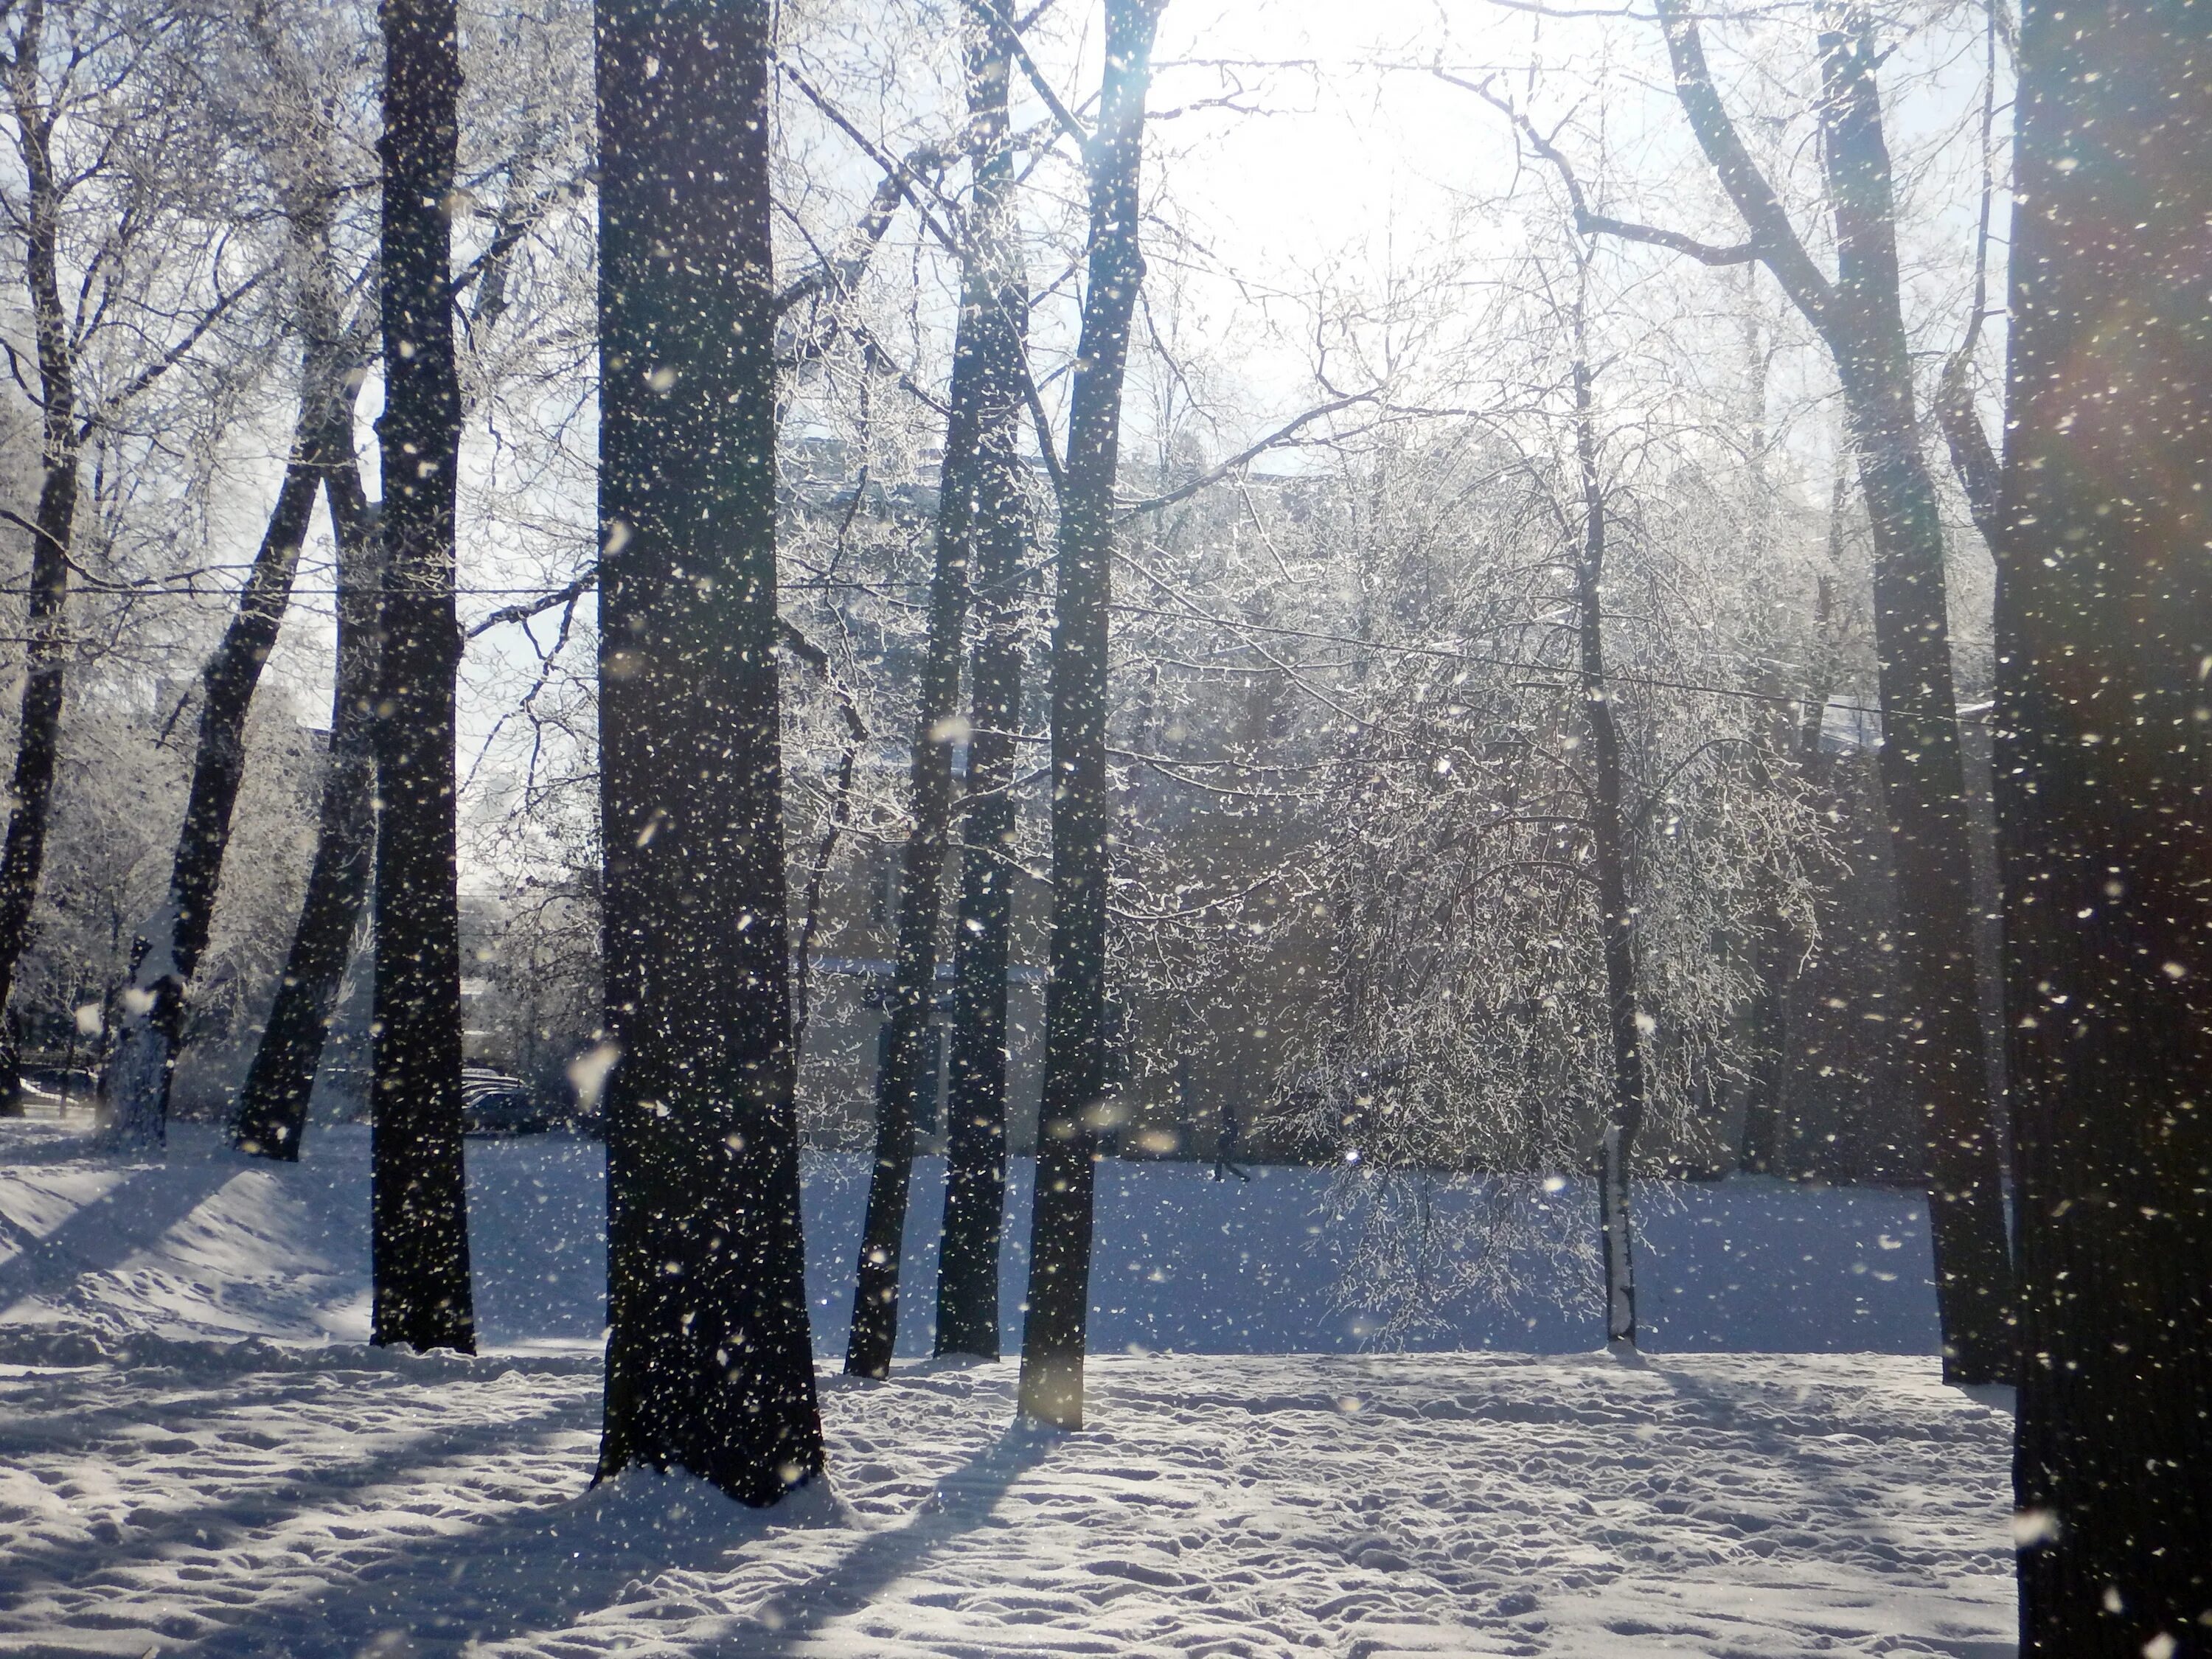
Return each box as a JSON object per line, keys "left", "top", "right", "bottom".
{"left": 1815, "top": 11, "right": 2014, "bottom": 1382}
{"left": 1572, "top": 351, "right": 1649, "bottom": 1348}
{"left": 231, "top": 442, "right": 381, "bottom": 1160}
{"left": 1999, "top": 0, "right": 2212, "bottom": 1648}
{"left": 934, "top": 9, "right": 1032, "bottom": 1363}
{"left": 846, "top": 2, "right": 1026, "bottom": 1380}
{"left": 0, "top": 21, "right": 79, "bottom": 1117}
{"left": 594, "top": 0, "right": 824, "bottom": 1503}
{"left": 1016, "top": 0, "right": 1165, "bottom": 1430}
{"left": 369, "top": 0, "right": 474, "bottom": 1354}
{"left": 100, "top": 310, "right": 348, "bottom": 1150}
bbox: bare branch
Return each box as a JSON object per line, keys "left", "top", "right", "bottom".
{"left": 978, "top": 0, "right": 1091, "bottom": 153}
{"left": 1443, "top": 71, "right": 1759, "bottom": 265}
{"left": 1116, "top": 392, "right": 1375, "bottom": 518}
{"left": 466, "top": 567, "right": 595, "bottom": 639}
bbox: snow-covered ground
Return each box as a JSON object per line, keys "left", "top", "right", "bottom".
{"left": 0, "top": 1117, "right": 2016, "bottom": 1656}
{"left": 0, "top": 1119, "right": 1945, "bottom": 1356}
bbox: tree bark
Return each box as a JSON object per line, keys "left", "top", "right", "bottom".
{"left": 1644, "top": 0, "right": 2015, "bottom": 1382}
{"left": 1998, "top": 0, "right": 2212, "bottom": 1647}
{"left": 369, "top": 0, "right": 474, "bottom": 1354}
{"left": 846, "top": 0, "right": 1026, "bottom": 1380}
{"left": 1571, "top": 348, "right": 1649, "bottom": 1348}
{"left": 231, "top": 434, "right": 381, "bottom": 1159}
{"left": 594, "top": 0, "right": 824, "bottom": 1503}
{"left": 934, "top": 6, "right": 1032, "bottom": 1363}
{"left": 1016, "top": 0, "right": 1165, "bottom": 1430}
{"left": 0, "top": 0, "right": 80, "bottom": 1116}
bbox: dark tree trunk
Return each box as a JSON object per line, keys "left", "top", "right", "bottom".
{"left": 1571, "top": 349, "right": 1649, "bottom": 1348}
{"left": 1999, "top": 0, "right": 2212, "bottom": 1647}
{"left": 1815, "top": 10, "right": 2014, "bottom": 1382}
{"left": 103, "top": 269, "right": 352, "bottom": 1150}
{"left": 1645, "top": 0, "right": 2014, "bottom": 1382}
{"left": 369, "top": 0, "right": 474, "bottom": 1354}
{"left": 935, "top": 7, "right": 1032, "bottom": 1363}
{"left": 0, "top": 13, "right": 79, "bottom": 1117}
{"left": 232, "top": 439, "right": 381, "bottom": 1160}
{"left": 595, "top": 0, "right": 824, "bottom": 1503}
{"left": 846, "top": 1, "right": 1026, "bottom": 1380}
{"left": 1016, "top": 0, "right": 1165, "bottom": 1430}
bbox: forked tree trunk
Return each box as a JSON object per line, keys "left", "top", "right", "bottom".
{"left": 0, "top": 8, "right": 81, "bottom": 1116}
{"left": 1999, "top": 0, "right": 2212, "bottom": 1647}
{"left": 231, "top": 438, "right": 381, "bottom": 1160}
{"left": 1646, "top": 0, "right": 2014, "bottom": 1382}
{"left": 102, "top": 248, "right": 352, "bottom": 1151}
{"left": 1017, "top": 0, "right": 1166, "bottom": 1430}
{"left": 594, "top": 0, "right": 824, "bottom": 1503}
{"left": 846, "top": 1, "right": 1026, "bottom": 1380}
{"left": 369, "top": 0, "right": 474, "bottom": 1354}
{"left": 1571, "top": 348, "right": 1649, "bottom": 1348}
{"left": 934, "top": 7, "right": 1032, "bottom": 1363}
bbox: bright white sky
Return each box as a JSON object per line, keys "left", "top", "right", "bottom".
{"left": 237, "top": 0, "right": 2000, "bottom": 883}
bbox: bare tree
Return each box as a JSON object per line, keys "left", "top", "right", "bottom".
{"left": 101, "top": 189, "right": 372, "bottom": 1150}
{"left": 0, "top": 0, "right": 257, "bottom": 1114}
{"left": 230, "top": 409, "right": 380, "bottom": 1159}
{"left": 933, "top": 1, "right": 1033, "bottom": 1362}
{"left": 369, "top": 0, "right": 474, "bottom": 1353}
{"left": 1018, "top": 0, "right": 1168, "bottom": 1430}
{"left": 594, "top": 0, "right": 824, "bottom": 1503}
{"left": 845, "top": 0, "right": 1030, "bottom": 1380}
{"left": 1477, "top": 0, "right": 2017, "bottom": 1382}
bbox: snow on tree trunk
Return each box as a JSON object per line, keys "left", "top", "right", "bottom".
{"left": 96, "top": 903, "right": 178, "bottom": 1153}
{"left": 1017, "top": 0, "right": 1167, "bottom": 1431}
{"left": 368, "top": 0, "right": 474, "bottom": 1354}
{"left": 2000, "top": 0, "right": 2212, "bottom": 1646}
{"left": 593, "top": 0, "right": 824, "bottom": 1503}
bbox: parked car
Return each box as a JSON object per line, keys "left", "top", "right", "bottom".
{"left": 459, "top": 1067, "right": 549, "bottom": 1135}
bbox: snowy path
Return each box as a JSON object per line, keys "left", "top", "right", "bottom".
{"left": 0, "top": 1343, "right": 2014, "bottom": 1658}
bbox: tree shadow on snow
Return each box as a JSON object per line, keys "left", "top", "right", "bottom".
{"left": 736, "top": 1425, "right": 1054, "bottom": 1655}
{"left": 168, "top": 1414, "right": 1052, "bottom": 1658}
{"left": 0, "top": 1153, "right": 242, "bottom": 1312}
{"left": 0, "top": 1391, "right": 594, "bottom": 1614}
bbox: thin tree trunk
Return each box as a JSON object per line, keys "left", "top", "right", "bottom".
{"left": 1999, "top": 0, "right": 2212, "bottom": 1647}
{"left": 595, "top": 0, "right": 823, "bottom": 1503}
{"left": 846, "top": 0, "right": 1024, "bottom": 1380}
{"left": 101, "top": 250, "right": 350, "bottom": 1150}
{"left": 1571, "top": 346, "right": 1649, "bottom": 1349}
{"left": 0, "top": 0, "right": 79, "bottom": 1116}
{"left": 779, "top": 619, "right": 866, "bottom": 1058}
{"left": 232, "top": 436, "right": 381, "bottom": 1159}
{"left": 935, "top": 5, "right": 1032, "bottom": 1363}
{"left": 1017, "top": 0, "right": 1166, "bottom": 1430}
{"left": 369, "top": 0, "right": 474, "bottom": 1353}
{"left": 1640, "top": 0, "right": 2014, "bottom": 1382}
{"left": 1733, "top": 279, "right": 1791, "bottom": 1179}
